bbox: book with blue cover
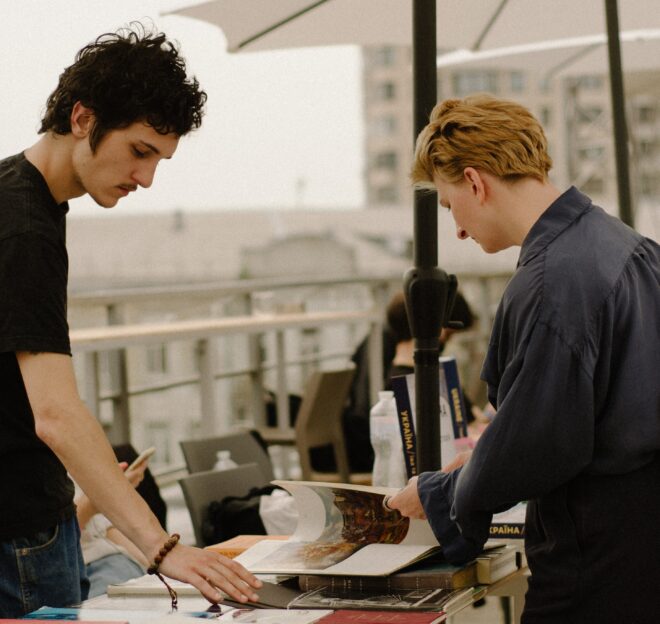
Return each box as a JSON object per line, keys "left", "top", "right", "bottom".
{"left": 392, "top": 356, "right": 471, "bottom": 476}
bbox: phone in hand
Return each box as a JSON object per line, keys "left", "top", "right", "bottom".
{"left": 126, "top": 446, "right": 156, "bottom": 472}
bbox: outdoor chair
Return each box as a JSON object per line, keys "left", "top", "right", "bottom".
{"left": 295, "top": 367, "right": 371, "bottom": 485}
{"left": 179, "top": 429, "right": 275, "bottom": 481}
{"left": 178, "top": 462, "right": 266, "bottom": 547}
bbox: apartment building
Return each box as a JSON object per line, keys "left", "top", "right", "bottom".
{"left": 362, "top": 45, "right": 660, "bottom": 221}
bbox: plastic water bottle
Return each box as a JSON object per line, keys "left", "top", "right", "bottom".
{"left": 370, "top": 391, "right": 408, "bottom": 488}
{"left": 213, "top": 449, "right": 238, "bottom": 471}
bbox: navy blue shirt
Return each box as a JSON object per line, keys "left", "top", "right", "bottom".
{"left": 418, "top": 188, "right": 659, "bottom": 622}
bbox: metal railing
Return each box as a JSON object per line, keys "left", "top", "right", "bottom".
{"left": 68, "top": 272, "right": 511, "bottom": 475}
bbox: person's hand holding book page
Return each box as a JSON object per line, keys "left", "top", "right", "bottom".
{"left": 386, "top": 476, "right": 427, "bottom": 519}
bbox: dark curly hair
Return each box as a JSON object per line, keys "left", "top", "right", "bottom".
{"left": 39, "top": 23, "right": 207, "bottom": 151}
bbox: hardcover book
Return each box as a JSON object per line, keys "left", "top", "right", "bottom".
{"left": 476, "top": 543, "right": 521, "bottom": 584}
{"left": 391, "top": 356, "right": 471, "bottom": 478}
{"left": 289, "top": 585, "right": 474, "bottom": 614}
{"left": 298, "top": 555, "right": 477, "bottom": 592}
{"left": 488, "top": 503, "right": 526, "bottom": 540}
{"left": 317, "top": 611, "right": 446, "bottom": 623}
{"left": 234, "top": 480, "right": 440, "bottom": 576}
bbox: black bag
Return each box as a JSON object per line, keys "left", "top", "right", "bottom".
{"left": 202, "top": 484, "right": 282, "bottom": 545}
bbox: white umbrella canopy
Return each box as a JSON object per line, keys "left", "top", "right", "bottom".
{"left": 167, "top": 0, "right": 659, "bottom": 53}
{"left": 436, "top": 29, "right": 660, "bottom": 77}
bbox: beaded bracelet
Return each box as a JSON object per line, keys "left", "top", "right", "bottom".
{"left": 147, "top": 533, "right": 181, "bottom": 610}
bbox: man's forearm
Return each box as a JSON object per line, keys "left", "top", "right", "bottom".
{"left": 36, "top": 397, "right": 167, "bottom": 561}
{"left": 18, "top": 351, "right": 167, "bottom": 563}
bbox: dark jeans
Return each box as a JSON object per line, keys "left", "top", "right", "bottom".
{"left": 0, "top": 516, "right": 89, "bottom": 618}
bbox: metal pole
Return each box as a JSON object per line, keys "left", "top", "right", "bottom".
{"left": 406, "top": 0, "right": 447, "bottom": 472}
{"left": 604, "top": 0, "right": 634, "bottom": 228}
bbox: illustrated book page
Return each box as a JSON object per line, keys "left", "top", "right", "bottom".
{"left": 235, "top": 480, "right": 440, "bottom": 576}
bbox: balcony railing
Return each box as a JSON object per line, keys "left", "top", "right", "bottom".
{"left": 68, "top": 272, "right": 511, "bottom": 476}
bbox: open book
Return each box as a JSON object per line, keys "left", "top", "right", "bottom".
{"left": 235, "top": 480, "right": 440, "bottom": 576}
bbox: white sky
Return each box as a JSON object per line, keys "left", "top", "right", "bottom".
{"left": 0, "top": 0, "right": 365, "bottom": 216}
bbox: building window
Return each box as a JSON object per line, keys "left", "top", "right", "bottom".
{"left": 370, "top": 116, "right": 397, "bottom": 136}
{"left": 375, "top": 186, "right": 399, "bottom": 203}
{"left": 539, "top": 106, "right": 552, "bottom": 126}
{"left": 373, "top": 46, "right": 396, "bottom": 66}
{"left": 576, "top": 75, "right": 604, "bottom": 90}
{"left": 578, "top": 146, "right": 605, "bottom": 161}
{"left": 452, "top": 71, "right": 498, "bottom": 96}
{"left": 146, "top": 344, "right": 168, "bottom": 374}
{"left": 639, "top": 139, "right": 656, "bottom": 157}
{"left": 510, "top": 71, "right": 525, "bottom": 92}
{"left": 375, "top": 82, "right": 396, "bottom": 100}
{"left": 640, "top": 173, "right": 660, "bottom": 196}
{"left": 577, "top": 106, "right": 603, "bottom": 124}
{"left": 636, "top": 105, "right": 656, "bottom": 124}
{"left": 374, "top": 152, "right": 397, "bottom": 170}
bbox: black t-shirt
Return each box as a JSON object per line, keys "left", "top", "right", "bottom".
{"left": 0, "top": 152, "right": 75, "bottom": 539}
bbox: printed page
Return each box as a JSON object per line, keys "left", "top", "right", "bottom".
{"left": 236, "top": 481, "right": 439, "bottom": 575}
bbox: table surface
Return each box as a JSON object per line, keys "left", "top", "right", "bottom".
{"left": 72, "top": 567, "right": 529, "bottom": 622}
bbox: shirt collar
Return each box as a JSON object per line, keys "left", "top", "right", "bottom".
{"left": 518, "top": 186, "right": 593, "bottom": 267}
{"left": 19, "top": 151, "right": 70, "bottom": 217}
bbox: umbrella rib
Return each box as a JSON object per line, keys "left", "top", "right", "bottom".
{"left": 235, "top": 0, "right": 330, "bottom": 51}
{"left": 471, "top": 0, "right": 510, "bottom": 51}
{"left": 543, "top": 43, "right": 602, "bottom": 80}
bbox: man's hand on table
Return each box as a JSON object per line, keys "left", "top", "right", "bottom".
{"left": 158, "top": 543, "right": 262, "bottom": 605}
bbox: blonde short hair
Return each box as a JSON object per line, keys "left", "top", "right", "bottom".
{"left": 411, "top": 94, "right": 552, "bottom": 188}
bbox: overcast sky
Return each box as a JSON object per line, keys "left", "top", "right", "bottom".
{"left": 1, "top": 0, "right": 365, "bottom": 216}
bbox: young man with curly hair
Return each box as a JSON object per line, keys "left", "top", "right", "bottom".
{"left": 0, "top": 26, "right": 261, "bottom": 617}
{"left": 388, "top": 95, "right": 659, "bottom": 623}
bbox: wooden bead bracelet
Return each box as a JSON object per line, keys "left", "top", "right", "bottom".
{"left": 147, "top": 533, "right": 181, "bottom": 610}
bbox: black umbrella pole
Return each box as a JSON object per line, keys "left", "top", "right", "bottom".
{"left": 404, "top": 264, "right": 458, "bottom": 473}
{"left": 604, "top": 0, "right": 634, "bottom": 228}
{"left": 409, "top": 0, "right": 445, "bottom": 473}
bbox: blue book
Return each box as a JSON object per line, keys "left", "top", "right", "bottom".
{"left": 391, "top": 374, "right": 418, "bottom": 478}
{"left": 440, "top": 356, "right": 469, "bottom": 439}
{"left": 390, "top": 365, "right": 467, "bottom": 478}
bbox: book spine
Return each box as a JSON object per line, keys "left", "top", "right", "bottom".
{"left": 440, "top": 357, "right": 468, "bottom": 438}
{"left": 391, "top": 375, "right": 417, "bottom": 478}
{"left": 298, "top": 573, "right": 458, "bottom": 592}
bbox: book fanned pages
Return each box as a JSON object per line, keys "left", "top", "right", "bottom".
{"left": 391, "top": 356, "right": 472, "bottom": 477}
{"left": 234, "top": 480, "right": 440, "bottom": 576}
{"left": 289, "top": 585, "right": 474, "bottom": 614}
{"left": 317, "top": 611, "right": 447, "bottom": 623}
{"left": 298, "top": 554, "right": 477, "bottom": 592}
